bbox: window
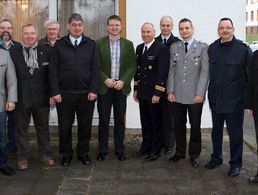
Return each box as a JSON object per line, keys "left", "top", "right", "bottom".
{"left": 251, "top": 11, "right": 254, "bottom": 21}
{"left": 247, "top": 12, "right": 248, "bottom": 22}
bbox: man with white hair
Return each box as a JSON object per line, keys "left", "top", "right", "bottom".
{"left": 39, "top": 19, "right": 60, "bottom": 47}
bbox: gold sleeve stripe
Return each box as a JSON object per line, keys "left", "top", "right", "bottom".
{"left": 155, "top": 85, "right": 165, "bottom": 92}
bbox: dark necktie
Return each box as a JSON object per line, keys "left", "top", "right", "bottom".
{"left": 75, "top": 39, "right": 78, "bottom": 46}
{"left": 143, "top": 46, "right": 148, "bottom": 55}
{"left": 163, "top": 38, "right": 167, "bottom": 44}
{"left": 184, "top": 42, "right": 188, "bottom": 53}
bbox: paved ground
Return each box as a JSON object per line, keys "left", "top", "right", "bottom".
{"left": 0, "top": 114, "right": 258, "bottom": 195}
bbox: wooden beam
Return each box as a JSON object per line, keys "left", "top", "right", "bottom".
{"left": 119, "top": 0, "right": 126, "bottom": 38}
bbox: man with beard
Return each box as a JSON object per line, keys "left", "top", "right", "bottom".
{"left": 0, "top": 19, "right": 21, "bottom": 154}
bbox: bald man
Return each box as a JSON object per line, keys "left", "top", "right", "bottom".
{"left": 133, "top": 23, "right": 170, "bottom": 161}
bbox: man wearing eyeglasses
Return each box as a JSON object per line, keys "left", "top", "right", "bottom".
{"left": 0, "top": 19, "right": 21, "bottom": 155}
{"left": 205, "top": 18, "right": 252, "bottom": 177}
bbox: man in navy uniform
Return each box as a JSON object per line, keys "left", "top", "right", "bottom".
{"left": 155, "top": 15, "right": 180, "bottom": 158}
{"left": 167, "top": 18, "right": 209, "bottom": 167}
{"left": 205, "top": 18, "right": 252, "bottom": 177}
{"left": 133, "top": 22, "right": 170, "bottom": 161}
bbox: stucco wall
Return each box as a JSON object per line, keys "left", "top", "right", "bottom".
{"left": 125, "top": 0, "right": 246, "bottom": 128}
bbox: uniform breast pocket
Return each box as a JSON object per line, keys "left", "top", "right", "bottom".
{"left": 227, "top": 59, "right": 241, "bottom": 82}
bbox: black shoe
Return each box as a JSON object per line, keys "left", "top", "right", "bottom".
{"left": 190, "top": 158, "right": 201, "bottom": 167}
{"left": 97, "top": 152, "right": 107, "bottom": 161}
{"left": 205, "top": 160, "right": 222, "bottom": 169}
{"left": 133, "top": 150, "right": 148, "bottom": 158}
{"left": 169, "top": 154, "right": 185, "bottom": 162}
{"left": 164, "top": 147, "right": 176, "bottom": 159}
{"left": 61, "top": 156, "right": 72, "bottom": 167}
{"left": 147, "top": 153, "right": 161, "bottom": 161}
{"left": 248, "top": 174, "right": 258, "bottom": 184}
{"left": 228, "top": 167, "right": 240, "bottom": 177}
{"left": 8, "top": 148, "right": 17, "bottom": 154}
{"left": 0, "top": 165, "right": 16, "bottom": 176}
{"left": 78, "top": 155, "right": 92, "bottom": 166}
{"left": 116, "top": 152, "right": 126, "bottom": 161}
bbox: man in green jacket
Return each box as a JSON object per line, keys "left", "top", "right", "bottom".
{"left": 96, "top": 15, "right": 136, "bottom": 161}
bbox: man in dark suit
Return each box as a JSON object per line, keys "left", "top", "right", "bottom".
{"left": 0, "top": 19, "right": 21, "bottom": 154}
{"left": 133, "top": 22, "right": 170, "bottom": 161}
{"left": 96, "top": 15, "right": 136, "bottom": 161}
{"left": 206, "top": 18, "right": 252, "bottom": 177}
{"left": 155, "top": 16, "right": 180, "bottom": 159}
{"left": 9, "top": 24, "right": 55, "bottom": 170}
{"left": 49, "top": 13, "right": 100, "bottom": 167}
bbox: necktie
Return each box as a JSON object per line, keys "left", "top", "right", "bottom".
{"left": 184, "top": 42, "right": 188, "bottom": 53}
{"left": 143, "top": 46, "right": 148, "bottom": 55}
{"left": 163, "top": 38, "right": 167, "bottom": 44}
{"left": 74, "top": 39, "right": 78, "bottom": 46}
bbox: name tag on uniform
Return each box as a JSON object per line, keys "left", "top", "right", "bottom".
{"left": 42, "top": 62, "right": 49, "bottom": 66}
{"left": 147, "top": 56, "right": 155, "bottom": 60}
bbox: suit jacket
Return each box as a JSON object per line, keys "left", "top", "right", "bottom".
{"left": 134, "top": 40, "right": 170, "bottom": 101}
{"left": 96, "top": 36, "right": 137, "bottom": 95}
{"left": 167, "top": 39, "right": 209, "bottom": 104}
{"left": 155, "top": 33, "right": 180, "bottom": 48}
{"left": 0, "top": 40, "right": 21, "bottom": 50}
{"left": 9, "top": 44, "right": 51, "bottom": 110}
{"left": 0, "top": 49, "right": 17, "bottom": 112}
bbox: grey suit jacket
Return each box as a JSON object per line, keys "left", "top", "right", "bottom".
{"left": 0, "top": 49, "right": 17, "bottom": 112}
{"left": 167, "top": 39, "right": 209, "bottom": 104}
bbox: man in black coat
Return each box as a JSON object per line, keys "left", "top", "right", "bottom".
{"left": 246, "top": 50, "right": 258, "bottom": 184}
{"left": 155, "top": 16, "right": 180, "bottom": 159}
{"left": 205, "top": 18, "right": 252, "bottom": 177}
{"left": 133, "top": 22, "right": 170, "bottom": 161}
{"left": 10, "top": 24, "right": 55, "bottom": 170}
{"left": 49, "top": 13, "right": 100, "bottom": 166}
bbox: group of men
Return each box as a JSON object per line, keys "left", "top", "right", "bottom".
{"left": 0, "top": 13, "right": 257, "bottom": 184}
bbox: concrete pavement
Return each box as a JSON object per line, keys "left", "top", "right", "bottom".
{"left": 0, "top": 115, "right": 258, "bottom": 194}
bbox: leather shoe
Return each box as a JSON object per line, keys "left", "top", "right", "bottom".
{"left": 0, "top": 165, "right": 15, "bottom": 176}
{"left": 97, "top": 152, "right": 107, "bottom": 161}
{"left": 146, "top": 153, "right": 161, "bottom": 162}
{"left": 205, "top": 160, "right": 222, "bottom": 169}
{"left": 133, "top": 150, "right": 148, "bottom": 158}
{"left": 18, "top": 159, "right": 28, "bottom": 170}
{"left": 61, "top": 156, "right": 72, "bottom": 167}
{"left": 40, "top": 155, "right": 55, "bottom": 166}
{"left": 116, "top": 152, "right": 126, "bottom": 161}
{"left": 78, "top": 155, "right": 92, "bottom": 166}
{"left": 248, "top": 174, "right": 258, "bottom": 184}
{"left": 190, "top": 158, "right": 201, "bottom": 167}
{"left": 169, "top": 154, "right": 185, "bottom": 162}
{"left": 164, "top": 147, "right": 176, "bottom": 159}
{"left": 228, "top": 167, "right": 240, "bottom": 177}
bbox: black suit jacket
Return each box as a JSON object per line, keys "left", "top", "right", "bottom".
{"left": 155, "top": 33, "right": 180, "bottom": 48}
{"left": 9, "top": 44, "right": 51, "bottom": 110}
{"left": 0, "top": 40, "right": 21, "bottom": 50}
{"left": 134, "top": 40, "right": 170, "bottom": 101}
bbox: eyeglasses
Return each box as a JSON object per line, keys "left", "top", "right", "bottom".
{"left": 0, "top": 27, "right": 13, "bottom": 30}
{"left": 218, "top": 26, "right": 233, "bottom": 30}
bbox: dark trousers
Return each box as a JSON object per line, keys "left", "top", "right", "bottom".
{"left": 6, "top": 111, "right": 16, "bottom": 151}
{"left": 172, "top": 102, "right": 203, "bottom": 159}
{"left": 252, "top": 107, "right": 258, "bottom": 174}
{"left": 0, "top": 111, "right": 7, "bottom": 167}
{"left": 139, "top": 99, "right": 162, "bottom": 154}
{"left": 97, "top": 89, "right": 126, "bottom": 153}
{"left": 15, "top": 107, "right": 51, "bottom": 160}
{"left": 162, "top": 98, "right": 175, "bottom": 149}
{"left": 56, "top": 93, "right": 95, "bottom": 158}
{"left": 211, "top": 110, "right": 244, "bottom": 168}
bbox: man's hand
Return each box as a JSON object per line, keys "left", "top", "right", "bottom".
{"left": 194, "top": 96, "right": 204, "bottom": 104}
{"left": 52, "top": 94, "right": 62, "bottom": 103}
{"left": 6, "top": 101, "right": 15, "bottom": 111}
{"left": 49, "top": 97, "right": 55, "bottom": 107}
{"left": 246, "top": 109, "right": 253, "bottom": 115}
{"left": 104, "top": 78, "right": 116, "bottom": 88}
{"left": 88, "top": 92, "right": 97, "bottom": 101}
{"left": 114, "top": 80, "right": 124, "bottom": 90}
{"left": 152, "top": 95, "right": 160, "bottom": 104}
{"left": 167, "top": 92, "right": 175, "bottom": 102}
{"left": 133, "top": 91, "right": 138, "bottom": 102}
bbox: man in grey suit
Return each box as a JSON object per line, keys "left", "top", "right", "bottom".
{"left": 0, "top": 48, "right": 17, "bottom": 176}
{"left": 167, "top": 18, "right": 209, "bottom": 166}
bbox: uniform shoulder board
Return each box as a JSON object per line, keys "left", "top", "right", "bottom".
{"left": 198, "top": 40, "right": 208, "bottom": 46}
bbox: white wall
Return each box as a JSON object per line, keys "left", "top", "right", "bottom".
{"left": 125, "top": 0, "right": 246, "bottom": 128}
